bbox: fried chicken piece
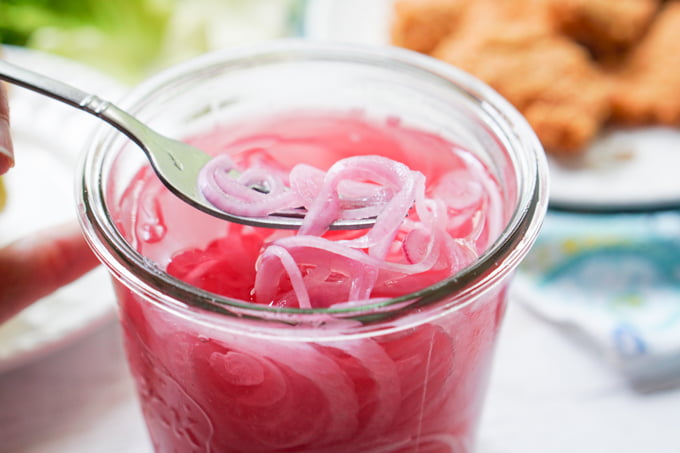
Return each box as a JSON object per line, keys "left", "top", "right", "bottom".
{"left": 390, "top": 0, "right": 469, "bottom": 54}
{"left": 451, "top": 0, "right": 557, "bottom": 38}
{"left": 431, "top": 0, "right": 612, "bottom": 153}
{"left": 610, "top": 2, "right": 680, "bottom": 125}
{"left": 548, "top": 0, "right": 660, "bottom": 63}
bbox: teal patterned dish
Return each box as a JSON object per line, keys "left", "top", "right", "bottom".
{"left": 513, "top": 211, "right": 680, "bottom": 391}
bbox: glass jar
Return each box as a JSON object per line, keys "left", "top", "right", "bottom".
{"left": 78, "top": 41, "right": 548, "bottom": 453}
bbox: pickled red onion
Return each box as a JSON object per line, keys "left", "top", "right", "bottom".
{"left": 198, "top": 151, "right": 500, "bottom": 308}
{"left": 198, "top": 154, "right": 300, "bottom": 217}
{"left": 298, "top": 156, "right": 419, "bottom": 240}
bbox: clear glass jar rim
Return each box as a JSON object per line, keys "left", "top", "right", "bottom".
{"left": 77, "top": 40, "right": 549, "bottom": 322}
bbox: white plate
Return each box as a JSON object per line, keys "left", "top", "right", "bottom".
{"left": 303, "top": 0, "right": 680, "bottom": 211}
{"left": 0, "top": 46, "right": 125, "bottom": 373}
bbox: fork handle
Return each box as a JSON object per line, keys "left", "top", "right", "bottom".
{"left": 0, "top": 59, "right": 152, "bottom": 153}
{"left": 0, "top": 58, "right": 103, "bottom": 111}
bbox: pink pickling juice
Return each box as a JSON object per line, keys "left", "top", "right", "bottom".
{"left": 78, "top": 43, "right": 547, "bottom": 453}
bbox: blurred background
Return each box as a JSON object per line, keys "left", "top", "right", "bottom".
{"left": 2, "top": 1, "right": 680, "bottom": 453}
{"left": 0, "top": 0, "right": 305, "bottom": 83}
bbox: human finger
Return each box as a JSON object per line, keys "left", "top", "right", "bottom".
{"left": 0, "top": 81, "right": 13, "bottom": 175}
{"left": 0, "top": 221, "right": 100, "bottom": 323}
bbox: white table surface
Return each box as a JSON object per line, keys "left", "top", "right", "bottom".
{"left": 3, "top": 294, "right": 679, "bottom": 453}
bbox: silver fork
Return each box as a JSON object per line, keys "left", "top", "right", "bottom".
{"left": 0, "top": 59, "right": 375, "bottom": 230}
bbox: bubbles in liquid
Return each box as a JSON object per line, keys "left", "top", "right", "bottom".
{"left": 139, "top": 186, "right": 167, "bottom": 243}
{"left": 141, "top": 222, "right": 167, "bottom": 243}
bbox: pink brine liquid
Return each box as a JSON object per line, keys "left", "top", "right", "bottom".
{"left": 113, "top": 111, "right": 512, "bottom": 453}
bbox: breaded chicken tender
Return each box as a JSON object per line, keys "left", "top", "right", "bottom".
{"left": 391, "top": 0, "right": 468, "bottom": 54}
{"left": 391, "top": 0, "right": 679, "bottom": 154}
{"left": 430, "top": 0, "right": 611, "bottom": 153}
{"left": 549, "top": 0, "right": 660, "bottom": 62}
{"left": 610, "top": 2, "right": 680, "bottom": 125}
